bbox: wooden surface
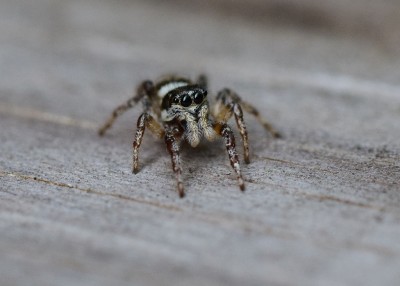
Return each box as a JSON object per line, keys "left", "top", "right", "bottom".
{"left": 1, "top": 0, "right": 400, "bottom": 285}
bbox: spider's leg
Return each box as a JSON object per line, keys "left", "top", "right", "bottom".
{"left": 216, "top": 88, "right": 281, "bottom": 138}
{"left": 240, "top": 100, "right": 281, "bottom": 138}
{"left": 132, "top": 113, "right": 164, "bottom": 174}
{"left": 214, "top": 88, "right": 250, "bottom": 163}
{"left": 213, "top": 122, "right": 245, "bottom": 191}
{"left": 217, "top": 88, "right": 281, "bottom": 138}
{"left": 98, "top": 80, "right": 154, "bottom": 136}
{"left": 164, "top": 128, "right": 185, "bottom": 198}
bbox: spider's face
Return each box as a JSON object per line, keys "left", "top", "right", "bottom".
{"left": 161, "top": 85, "right": 208, "bottom": 122}
{"left": 170, "top": 86, "right": 207, "bottom": 110}
{"left": 161, "top": 85, "right": 213, "bottom": 146}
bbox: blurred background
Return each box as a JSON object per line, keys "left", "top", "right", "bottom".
{"left": 1, "top": 0, "right": 400, "bottom": 134}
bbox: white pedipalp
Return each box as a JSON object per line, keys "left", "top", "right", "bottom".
{"left": 198, "top": 104, "right": 217, "bottom": 141}
{"left": 177, "top": 109, "right": 199, "bottom": 147}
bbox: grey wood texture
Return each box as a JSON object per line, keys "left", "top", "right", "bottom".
{"left": 1, "top": 0, "right": 400, "bottom": 285}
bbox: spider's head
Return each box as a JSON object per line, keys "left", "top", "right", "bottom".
{"left": 162, "top": 85, "right": 216, "bottom": 146}
{"left": 161, "top": 85, "right": 208, "bottom": 121}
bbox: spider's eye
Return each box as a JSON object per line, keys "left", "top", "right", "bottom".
{"left": 172, "top": 97, "right": 179, "bottom": 104}
{"left": 193, "top": 92, "right": 204, "bottom": 104}
{"left": 181, "top": 94, "right": 192, "bottom": 107}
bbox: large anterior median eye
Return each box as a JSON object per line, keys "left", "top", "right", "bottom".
{"left": 181, "top": 94, "right": 192, "bottom": 107}
{"left": 193, "top": 92, "right": 203, "bottom": 104}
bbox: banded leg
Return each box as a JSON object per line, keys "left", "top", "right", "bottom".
{"left": 240, "top": 101, "right": 281, "bottom": 138}
{"left": 132, "top": 113, "right": 164, "bottom": 174}
{"left": 213, "top": 122, "right": 245, "bottom": 191}
{"left": 165, "top": 130, "right": 185, "bottom": 198}
{"left": 215, "top": 88, "right": 281, "bottom": 138}
{"left": 214, "top": 89, "right": 250, "bottom": 163}
{"left": 98, "top": 80, "right": 154, "bottom": 136}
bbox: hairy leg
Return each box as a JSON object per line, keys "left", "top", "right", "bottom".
{"left": 213, "top": 89, "right": 250, "bottom": 163}
{"left": 240, "top": 101, "right": 281, "bottom": 138}
{"left": 213, "top": 122, "right": 245, "bottom": 191}
{"left": 213, "top": 88, "right": 281, "bottom": 163}
{"left": 164, "top": 128, "right": 185, "bottom": 197}
{"left": 98, "top": 80, "right": 154, "bottom": 136}
{"left": 215, "top": 88, "right": 281, "bottom": 137}
{"left": 132, "top": 113, "right": 164, "bottom": 174}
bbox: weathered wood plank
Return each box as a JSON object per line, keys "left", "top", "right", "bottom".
{"left": 1, "top": 1, "right": 400, "bottom": 286}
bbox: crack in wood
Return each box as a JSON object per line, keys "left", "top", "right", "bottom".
{"left": 0, "top": 103, "right": 98, "bottom": 130}
{"left": 0, "top": 169, "right": 296, "bottom": 240}
{"left": 0, "top": 170, "right": 182, "bottom": 212}
{"left": 1, "top": 168, "right": 390, "bottom": 216}
{"left": 258, "top": 154, "right": 398, "bottom": 191}
{"left": 1, "top": 169, "right": 398, "bottom": 257}
{"left": 249, "top": 178, "right": 388, "bottom": 212}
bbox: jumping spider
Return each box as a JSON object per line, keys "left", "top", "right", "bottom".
{"left": 98, "top": 75, "right": 280, "bottom": 197}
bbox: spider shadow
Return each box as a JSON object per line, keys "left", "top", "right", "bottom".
{"left": 140, "top": 138, "right": 225, "bottom": 173}
{"left": 178, "top": 139, "right": 227, "bottom": 175}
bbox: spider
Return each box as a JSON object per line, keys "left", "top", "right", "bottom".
{"left": 98, "top": 75, "right": 280, "bottom": 197}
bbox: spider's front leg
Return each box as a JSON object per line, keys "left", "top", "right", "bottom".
{"left": 213, "top": 122, "right": 245, "bottom": 191}
{"left": 164, "top": 128, "right": 185, "bottom": 198}
{"left": 132, "top": 113, "right": 164, "bottom": 174}
{"left": 213, "top": 88, "right": 281, "bottom": 163}
{"left": 98, "top": 80, "right": 155, "bottom": 136}
{"left": 213, "top": 89, "right": 251, "bottom": 164}
{"left": 239, "top": 100, "right": 281, "bottom": 139}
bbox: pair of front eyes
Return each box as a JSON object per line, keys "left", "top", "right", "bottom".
{"left": 172, "top": 92, "right": 206, "bottom": 107}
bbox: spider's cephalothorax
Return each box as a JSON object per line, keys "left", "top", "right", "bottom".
{"left": 98, "top": 75, "right": 280, "bottom": 197}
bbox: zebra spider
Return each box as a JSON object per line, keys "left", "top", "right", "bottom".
{"left": 98, "top": 75, "right": 280, "bottom": 197}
